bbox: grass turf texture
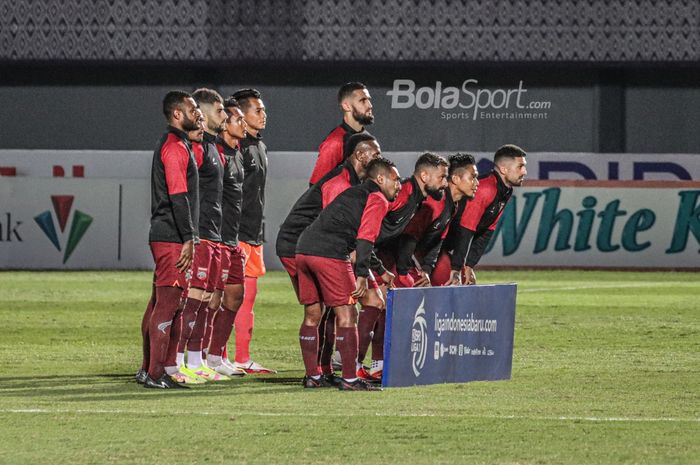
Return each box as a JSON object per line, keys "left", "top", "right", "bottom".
{"left": 0, "top": 270, "right": 698, "bottom": 465}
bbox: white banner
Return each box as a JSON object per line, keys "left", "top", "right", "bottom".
{"left": 0, "top": 178, "right": 151, "bottom": 269}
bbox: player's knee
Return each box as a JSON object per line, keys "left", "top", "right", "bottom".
{"left": 303, "top": 304, "right": 323, "bottom": 326}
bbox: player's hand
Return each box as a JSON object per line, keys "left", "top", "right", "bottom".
{"left": 414, "top": 270, "right": 431, "bottom": 287}
{"left": 380, "top": 270, "right": 396, "bottom": 288}
{"left": 352, "top": 276, "right": 368, "bottom": 299}
{"left": 396, "top": 273, "right": 415, "bottom": 288}
{"left": 445, "top": 270, "right": 462, "bottom": 286}
{"left": 177, "top": 240, "right": 194, "bottom": 273}
{"left": 464, "top": 266, "right": 477, "bottom": 285}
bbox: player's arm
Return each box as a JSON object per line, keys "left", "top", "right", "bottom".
{"left": 355, "top": 193, "right": 389, "bottom": 279}
{"left": 321, "top": 177, "right": 347, "bottom": 209}
{"left": 462, "top": 229, "right": 494, "bottom": 285}
{"left": 310, "top": 137, "right": 343, "bottom": 185}
{"left": 162, "top": 143, "right": 196, "bottom": 243}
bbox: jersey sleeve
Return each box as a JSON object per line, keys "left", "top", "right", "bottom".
{"left": 321, "top": 175, "right": 350, "bottom": 208}
{"left": 355, "top": 192, "right": 389, "bottom": 277}
{"left": 309, "top": 137, "right": 343, "bottom": 185}
{"left": 459, "top": 182, "right": 495, "bottom": 230}
{"left": 161, "top": 141, "right": 191, "bottom": 195}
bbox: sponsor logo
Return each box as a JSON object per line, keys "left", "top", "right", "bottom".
{"left": 33, "top": 195, "right": 93, "bottom": 263}
{"left": 157, "top": 321, "right": 172, "bottom": 334}
{"left": 410, "top": 298, "right": 428, "bottom": 377}
{"left": 188, "top": 321, "right": 196, "bottom": 330}
{"left": 387, "top": 79, "right": 551, "bottom": 121}
{"left": 196, "top": 267, "right": 207, "bottom": 280}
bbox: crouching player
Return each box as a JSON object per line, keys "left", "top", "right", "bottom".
{"left": 295, "top": 158, "right": 401, "bottom": 390}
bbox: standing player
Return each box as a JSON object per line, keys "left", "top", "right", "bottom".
{"left": 432, "top": 144, "right": 527, "bottom": 286}
{"left": 231, "top": 88, "right": 275, "bottom": 374}
{"left": 390, "top": 153, "right": 480, "bottom": 287}
{"left": 308, "top": 82, "right": 374, "bottom": 185}
{"left": 206, "top": 99, "right": 249, "bottom": 376}
{"left": 276, "top": 133, "right": 382, "bottom": 383}
{"left": 139, "top": 90, "right": 200, "bottom": 389}
{"left": 295, "top": 158, "right": 402, "bottom": 390}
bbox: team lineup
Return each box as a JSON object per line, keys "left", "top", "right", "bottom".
{"left": 137, "top": 83, "right": 528, "bottom": 390}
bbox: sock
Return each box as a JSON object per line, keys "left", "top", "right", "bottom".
{"left": 371, "top": 310, "right": 386, "bottom": 364}
{"left": 164, "top": 365, "right": 179, "bottom": 376}
{"left": 177, "top": 297, "right": 203, "bottom": 353}
{"left": 209, "top": 305, "right": 237, "bottom": 357}
{"left": 187, "top": 350, "right": 203, "bottom": 369}
{"left": 164, "top": 298, "right": 185, "bottom": 368}
{"left": 336, "top": 327, "right": 359, "bottom": 380}
{"left": 235, "top": 277, "right": 257, "bottom": 363}
{"left": 357, "top": 306, "right": 381, "bottom": 364}
{"left": 208, "top": 354, "right": 223, "bottom": 367}
{"left": 201, "top": 304, "right": 219, "bottom": 355}
{"left": 176, "top": 352, "right": 185, "bottom": 369}
{"left": 147, "top": 286, "right": 183, "bottom": 379}
{"left": 299, "top": 324, "right": 320, "bottom": 376}
{"left": 317, "top": 307, "right": 336, "bottom": 374}
{"left": 140, "top": 285, "right": 156, "bottom": 371}
{"left": 185, "top": 299, "right": 209, "bottom": 353}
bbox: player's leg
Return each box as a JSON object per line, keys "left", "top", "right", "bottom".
{"left": 136, "top": 280, "right": 156, "bottom": 383}
{"left": 356, "top": 272, "right": 385, "bottom": 380}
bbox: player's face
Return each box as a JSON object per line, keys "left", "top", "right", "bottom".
{"left": 453, "top": 165, "right": 479, "bottom": 199}
{"left": 501, "top": 156, "right": 527, "bottom": 187}
{"left": 187, "top": 110, "right": 205, "bottom": 142}
{"left": 178, "top": 97, "right": 201, "bottom": 132}
{"left": 203, "top": 101, "right": 227, "bottom": 134}
{"left": 379, "top": 167, "right": 402, "bottom": 202}
{"left": 357, "top": 141, "right": 382, "bottom": 168}
{"left": 422, "top": 165, "right": 449, "bottom": 200}
{"left": 242, "top": 98, "right": 267, "bottom": 131}
{"left": 346, "top": 89, "right": 374, "bottom": 126}
{"left": 224, "top": 107, "right": 247, "bottom": 140}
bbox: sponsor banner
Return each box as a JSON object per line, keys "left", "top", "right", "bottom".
{"left": 481, "top": 181, "right": 700, "bottom": 269}
{"left": 2, "top": 150, "right": 699, "bottom": 181}
{"left": 383, "top": 284, "right": 517, "bottom": 388}
{"left": 0, "top": 178, "right": 151, "bottom": 269}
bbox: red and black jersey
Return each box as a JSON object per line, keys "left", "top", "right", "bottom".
{"left": 238, "top": 132, "right": 267, "bottom": 245}
{"left": 276, "top": 160, "right": 361, "bottom": 258}
{"left": 149, "top": 126, "right": 199, "bottom": 244}
{"left": 394, "top": 189, "right": 457, "bottom": 274}
{"left": 445, "top": 170, "right": 513, "bottom": 269}
{"left": 308, "top": 121, "right": 361, "bottom": 185}
{"left": 194, "top": 132, "right": 224, "bottom": 243}
{"left": 376, "top": 176, "right": 426, "bottom": 246}
{"left": 216, "top": 138, "right": 244, "bottom": 247}
{"left": 296, "top": 181, "right": 389, "bottom": 277}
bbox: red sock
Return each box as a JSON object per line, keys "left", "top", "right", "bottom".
{"left": 357, "top": 306, "right": 381, "bottom": 364}
{"left": 234, "top": 277, "right": 257, "bottom": 363}
{"left": 164, "top": 299, "right": 185, "bottom": 367}
{"left": 208, "top": 306, "right": 237, "bottom": 357}
{"left": 175, "top": 297, "right": 201, "bottom": 353}
{"left": 185, "top": 298, "right": 209, "bottom": 352}
{"left": 201, "top": 304, "right": 218, "bottom": 354}
{"left": 140, "top": 284, "right": 156, "bottom": 371}
{"left": 148, "top": 286, "right": 183, "bottom": 379}
{"left": 371, "top": 310, "right": 386, "bottom": 362}
{"left": 317, "top": 307, "right": 336, "bottom": 374}
{"left": 299, "top": 324, "right": 320, "bottom": 376}
{"left": 336, "top": 327, "right": 359, "bottom": 379}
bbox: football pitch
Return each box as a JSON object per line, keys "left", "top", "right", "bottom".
{"left": 0, "top": 270, "right": 698, "bottom": 465}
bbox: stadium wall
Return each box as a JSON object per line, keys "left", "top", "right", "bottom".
{"left": 1, "top": 151, "right": 698, "bottom": 271}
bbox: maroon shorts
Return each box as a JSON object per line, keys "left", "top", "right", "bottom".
{"left": 296, "top": 254, "right": 357, "bottom": 307}
{"left": 218, "top": 244, "right": 245, "bottom": 289}
{"left": 150, "top": 241, "right": 191, "bottom": 289}
{"left": 279, "top": 256, "right": 300, "bottom": 301}
{"left": 189, "top": 240, "right": 217, "bottom": 289}
{"left": 430, "top": 251, "right": 465, "bottom": 286}
{"left": 206, "top": 244, "right": 222, "bottom": 292}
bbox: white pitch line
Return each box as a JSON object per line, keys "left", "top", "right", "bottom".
{"left": 1, "top": 408, "right": 698, "bottom": 423}
{"left": 519, "top": 282, "right": 696, "bottom": 293}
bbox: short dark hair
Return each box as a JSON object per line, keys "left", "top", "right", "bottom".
{"left": 344, "top": 132, "right": 377, "bottom": 160}
{"left": 231, "top": 88, "right": 262, "bottom": 112}
{"left": 192, "top": 88, "right": 223, "bottom": 106}
{"left": 338, "top": 82, "right": 367, "bottom": 104}
{"left": 448, "top": 153, "right": 476, "bottom": 176}
{"left": 223, "top": 96, "right": 240, "bottom": 110}
{"left": 494, "top": 144, "right": 526, "bottom": 164}
{"left": 162, "top": 90, "right": 192, "bottom": 120}
{"left": 414, "top": 152, "right": 448, "bottom": 174}
{"left": 366, "top": 157, "right": 396, "bottom": 180}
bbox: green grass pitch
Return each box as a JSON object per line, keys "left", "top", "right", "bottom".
{"left": 0, "top": 270, "right": 698, "bottom": 465}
